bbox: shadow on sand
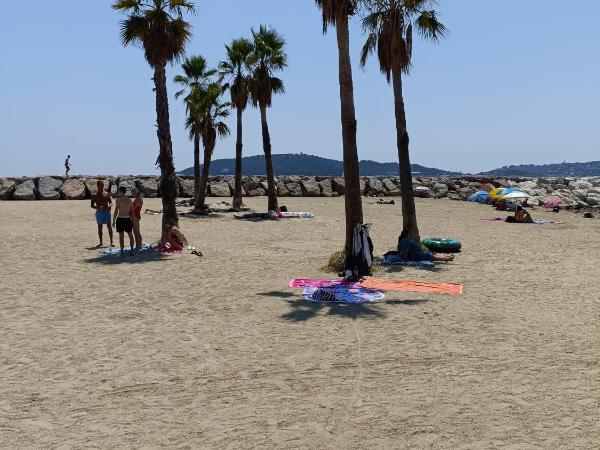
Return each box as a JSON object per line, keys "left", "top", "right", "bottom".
{"left": 259, "top": 291, "right": 430, "bottom": 322}
{"left": 83, "top": 250, "right": 170, "bottom": 265}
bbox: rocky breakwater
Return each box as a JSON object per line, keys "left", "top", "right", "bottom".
{"left": 1, "top": 174, "right": 599, "bottom": 209}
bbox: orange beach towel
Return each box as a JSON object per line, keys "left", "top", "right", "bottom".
{"left": 361, "top": 278, "right": 463, "bottom": 296}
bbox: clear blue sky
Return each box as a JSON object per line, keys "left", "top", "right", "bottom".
{"left": 1, "top": 1, "right": 599, "bottom": 176}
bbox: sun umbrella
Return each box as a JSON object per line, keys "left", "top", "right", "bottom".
{"left": 544, "top": 198, "right": 563, "bottom": 209}
{"left": 489, "top": 186, "right": 520, "bottom": 201}
{"left": 468, "top": 191, "right": 489, "bottom": 203}
{"left": 502, "top": 191, "right": 532, "bottom": 202}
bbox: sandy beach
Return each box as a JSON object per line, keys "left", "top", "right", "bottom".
{"left": 1, "top": 197, "right": 599, "bottom": 448}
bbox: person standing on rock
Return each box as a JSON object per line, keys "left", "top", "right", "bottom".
{"left": 112, "top": 186, "right": 135, "bottom": 255}
{"left": 91, "top": 180, "right": 113, "bottom": 248}
{"left": 64, "top": 155, "right": 71, "bottom": 178}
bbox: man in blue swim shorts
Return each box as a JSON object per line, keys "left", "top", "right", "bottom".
{"left": 91, "top": 180, "right": 113, "bottom": 248}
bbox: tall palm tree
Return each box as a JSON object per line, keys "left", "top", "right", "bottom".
{"left": 189, "top": 84, "right": 231, "bottom": 211}
{"left": 219, "top": 38, "right": 254, "bottom": 210}
{"left": 249, "top": 25, "right": 287, "bottom": 212}
{"left": 112, "top": 0, "right": 195, "bottom": 229}
{"left": 360, "top": 0, "right": 447, "bottom": 241}
{"left": 315, "top": 0, "right": 365, "bottom": 268}
{"left": 174, "top": 55, "right": 217, "bottom": 199}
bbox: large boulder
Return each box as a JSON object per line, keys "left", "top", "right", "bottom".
{"left": 242, "top": 176, "right": 262, "bottom": 194}
{"left": 246, "top": 187, "right": 266, "bottom": 197}
{"left": 366, "top": 178, "right": 386, "bottom": 196}
{"left": 333, "top": 177, "right": 345, "bottom": 195}
{"left": 432, "top": 182, "right": 449, "bottom": 199}
{"left": 209, "top": 180, "right": 231, "bottom": 197}
{"left": 300, "top": 178, "right": 321, "bottom": 197}
{"left": 318, "top": 179, "right": 335, "bottom": 197}
{"left": 136, "top": 178, "right": 158, "bottom": 198}
{"left": 37, "top": 176, "right": 63, "bottom": 200}
{"left": 276, "top": 180, "right": 289, "bottom": 197}
{"left": 570, "top": 180, "right": 593, "bottom": 191}
{"left": 13, "top": 179, "right": 37, "bottom": 200}
{"left": 586, "top": 194, "right": 600, "bottom": 206}
{"left": 59, "top": 178, "right": 86, "bottom": 200}
{"left": 518, "top": 180, "right": 538, "bottom": 192}
{"left": 414, "top": 186, "right": 431, "bottom": 198}
{"left": 286, "top": 182, "right": 303, "bottom": 197}
{"left": 572, "top": 189, "right": 588, "bottom": 201}
{"left": 382, "top": 178, "right": 397, "bottom": 192}
{"left": 0, "top": 178, "right": 16, "bottom": 200}
{"left": 178, "top": 178, "right": 195, "bottom": 198}
{"left": 117, "top": 177, "right": 136, "bottom": 196}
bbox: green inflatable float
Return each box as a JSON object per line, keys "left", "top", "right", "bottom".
{"left": 421, "top": 237, "right": 462, "bottom": 254}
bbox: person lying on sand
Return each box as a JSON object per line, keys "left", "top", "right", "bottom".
{"left": 398, "top": 230, "right": 454, "bottom": 262}
{"left": 375, "top": 198, "right": 395, "bottom": 205}
{"left": 145, "top": 208, "right": 163, "bottom": 215}
{"left": 159, "top": 225, "right": 187, "bottom": 251}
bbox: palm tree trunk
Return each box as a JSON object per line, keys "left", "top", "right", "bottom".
{"left": 335, "top": 11, "right": 364, "bottom": 267}
{"left": 392, "top": 66, "right": 420, "bottom": 242}
{"left": 259, "top": 104, "right": 278, "bottom": 211}
{"left": 153, "top": 63, "right": 178, "bottom": 228}
{"left": 232, "top": 107, "right": 244, "bottom": 209}
{"left": 193, "top": 131, "right": 201, "bottom": 200}
{"left": 195, "top": 144, "right": 213, "bottom": 209}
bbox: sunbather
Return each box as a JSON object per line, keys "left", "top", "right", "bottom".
{"left": 515, "top": 206, "right": 534, "bottom": 223}
{"left": 397, "top": 230, "right": 454, "bottom": 262}
{"left": 159, "top": 225, "right": 187, "bottom": 251}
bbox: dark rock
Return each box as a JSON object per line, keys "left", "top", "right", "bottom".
{"left": 286, "top": 182, "right": 302, "bottom": 197}
{"left": 37, "top": 176, "right": 63, "bottom": 200}
{"left": 0, "top": 178, "right": 16, "bottom": 200}
{"left": 136, "top": 178, "right": 158, "bottom": 198}
{"left": 178, "top": 178, "right": 195, "bottom": 198}
{"left": 13, "top": 179, "right": 37, "bottom": 200}
{"left": 300, "top": 178, "right": 321, "bottom": 197}
{"left": 276, "top": 180, "right": 289, "bottom": 197}
{"left": 318, "top": 179, "right": 335, "bottom": 197}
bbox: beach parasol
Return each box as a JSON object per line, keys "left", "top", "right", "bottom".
{"left": 502, "top": 191, "right": 532, "bottom": 202}
{"left": 489, "top": 186, "right": 520, "bottom": 202}
{"left": 544, "top": 198, "right": 563, "bottom": 209}
{"left": 468, "top": 191, "right": 489, "bottom": 203}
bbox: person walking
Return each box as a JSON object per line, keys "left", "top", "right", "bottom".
{"left": 64, "top": 155, "right": 71, "bottom": 178}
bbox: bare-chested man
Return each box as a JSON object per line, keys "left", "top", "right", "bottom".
{"left": 112, "top": 186, "right": 134, "bottom": 255}
{"left": 91, "top": 180, "right": 113, "bottom": 248}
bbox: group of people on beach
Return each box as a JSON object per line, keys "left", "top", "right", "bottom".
{"left": 91, "top": 180, "right": 143, "bottom": 254}
{"left": 91, "top": 180, "right": 189, "bottom": 255}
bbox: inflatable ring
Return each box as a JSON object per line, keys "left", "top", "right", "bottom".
{"left": 421, "top": 237, "right": 462, "bottom": 253}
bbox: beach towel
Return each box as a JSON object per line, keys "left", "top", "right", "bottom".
{"left": 99, "top": 242, "right": 153, "bottom": 255}
{"left": 278, "top": 211, "right": 314, "bottom": 218}
{"left": 156, "top": 246, "right": 183, "bottom": 254}
{"left": 302, "top": 286, "right": 384, "bottom": 304}
{"left": 288, "top": 278, "right": 362, "bottom": 289}
{"left": 533, "top": 219, "right": 564, "bottom": 225}
{"left": 379, "top": 254, "right": 435, "bottom": 268}
{"left": 361, "top": 278, "right": 463, "bottom": 296}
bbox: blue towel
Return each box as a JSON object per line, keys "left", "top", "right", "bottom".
{"left": 99, "top": 242, "right": 153, "bottom": 255}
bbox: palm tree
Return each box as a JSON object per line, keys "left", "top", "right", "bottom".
{"left": 112, "top": 0, "right": 195, "bottom": 229}
{"left": 249, "top": 25, "right": 287, "bottom": 212}
{"left": 315, "top": 0, "right": 365, "bottom": 268}
{"left": 219, "top": 38, "right": 254, "bottom": 210}
{"left": 360, "top": 0, "right": 447, "bottom": 241}
{"left": 188, "top": 84, "right": 231, "bottom": 211}
{"left": 174, "top": 55, "right": 217, "bottom": 199}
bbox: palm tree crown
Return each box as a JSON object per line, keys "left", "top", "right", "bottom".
{"left": 315, "top": 0, "right": 357, "bottom": 31}
{"left": 174, "top": 55, "right": 217, "bottom": 102}
{"left": 219, "top": 38, "right": 254, "bottom": 111}
{"left": 249, "top": 25, "right": 287, "bottom": 108}
{"left": 360, "top": 0, "right": 447, "bottom": 79}
{"left": 187, "top": 84, "right": 231, "bottom": 148}
{"left": 112, "top": 0, "right": 195, "bottom": 67}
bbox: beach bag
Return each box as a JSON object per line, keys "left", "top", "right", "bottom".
{"left": 346, "top": 224, "right": 373, "bottom": 280}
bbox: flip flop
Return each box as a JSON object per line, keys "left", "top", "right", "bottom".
{"left": 191, "top": 250, "right": 203, "bottom": 257}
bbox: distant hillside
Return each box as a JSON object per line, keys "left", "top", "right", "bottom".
{"left": 480, "top": 161, "right": 600, "bottom": 177}
{"left": 179, "top": 153, "right": 459, "bottom": 177}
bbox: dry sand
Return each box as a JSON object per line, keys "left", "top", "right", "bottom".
{"left": 1, "top": 197, "right": 599, "bottom": 448}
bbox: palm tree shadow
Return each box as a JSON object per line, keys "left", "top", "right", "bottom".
{"left": 377, "top": 264, "right": 447, "bottom": 274}
{"left": 83, "top": 251, "right": 169, "bottom": 265}
{"left": 280, "top": 299, "right": 386, "bottom": 322}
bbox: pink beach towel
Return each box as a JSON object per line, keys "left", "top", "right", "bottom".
{"left": 288, "top": 278, "right": 362, "bottom": 289}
